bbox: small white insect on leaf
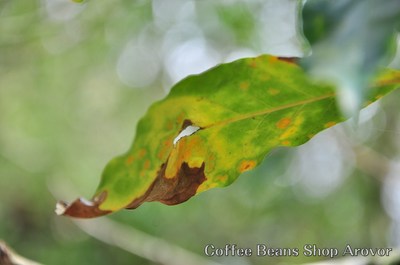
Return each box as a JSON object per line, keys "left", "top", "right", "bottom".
{"left": 173, "top": 125, "right": 201, "bottom": 145}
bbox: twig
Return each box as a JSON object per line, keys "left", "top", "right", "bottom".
{"left": 49, "top": 176, "right": 223, "bottom": 265}
{"left": 0, "top": 241, "right": 42, "bottom": 265}
{"left": 73, "top": 218, "right": 223, "bottom": 265}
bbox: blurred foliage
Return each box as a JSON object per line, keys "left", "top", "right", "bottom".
{"left": 301, "top": 0, "right": 400, "bottom": 116}
{"left": 0, "top": 0, "right": 399, "bottom": 265}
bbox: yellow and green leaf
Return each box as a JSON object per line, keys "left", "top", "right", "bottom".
{"left": 57, "top": 55, "right": 400, "bottom": 218}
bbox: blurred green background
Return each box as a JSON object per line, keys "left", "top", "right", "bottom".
{"left": 1, "top": 0, "right": 400, "bottom": 264}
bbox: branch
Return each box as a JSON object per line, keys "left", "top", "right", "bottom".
{"left": 0, "top": 241, "right": 42, "bottom": 265}
{"left": 73, "top": 218, "right": 223, "bottom": 265}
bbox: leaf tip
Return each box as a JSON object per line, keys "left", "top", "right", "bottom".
{"left": 55, "top": 192, "right": 111, "bottom": 218}
{"left": 55, "top": 201, "right": 67, "bottom": 216}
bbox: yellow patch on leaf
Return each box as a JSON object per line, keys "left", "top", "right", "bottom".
{"left": 279, "top": 115, "right": 304, "bottom": 140}
{"left": 324, "top": 121, "right": 337, "bottom": 128}
{"left": 165, "top": 135, "right": 205, "bottom": 179}
{"left": 197, "top": 181, "right": 219, "bottom": 193}
{"left": 157, "top": 138, "right": 173, "bottom": 160}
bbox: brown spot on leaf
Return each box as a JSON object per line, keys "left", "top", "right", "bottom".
{"left": 276, "top": 117, "right": 291, "bottom": 129}
{"left": 181, "top": 119, "right": 193, "bottom": 130}
{"left": 238, "top": 160, "right": 256, "bottom": 173}
{"left": 126, "top": 162, "right": 206, "bottom": 209}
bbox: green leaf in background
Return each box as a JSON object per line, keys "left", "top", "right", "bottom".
{"left": 301, "top": 0, "right": 400, "bottom": 116}
{"left": 56, "top": 55, "right": 400, "bottom": 218}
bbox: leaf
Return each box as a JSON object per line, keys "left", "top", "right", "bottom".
{"left": 56, "top": 55, "right": 400, "bottom": 218}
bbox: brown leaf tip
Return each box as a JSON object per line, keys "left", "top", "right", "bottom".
{"left": 55, "top": 201, "right": 68, "bottom": 216}
{"left": 55, "top": 192, "right": 111, "bottom": 218}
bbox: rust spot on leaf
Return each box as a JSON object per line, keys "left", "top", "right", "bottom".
{"left": 158, "top": 140, "right": 171, "bottom": 159}
{"left": 363, "top": 100, "right": 373, "bottom": 107}
{"left": 268, "top": 88, "right": 280, "bottom": 95}
{"left": 143, "top": 159, "right": 151, "bottom": 170}
{"left": 176, "top": 112, "right": 186, "bottom": 126}
{"left": 324, "top": 121, "right": 337, "bottom": 128}
{"left": 166, "top": 121, "right": 174, "bottom": 130}
{"left": 277, "top": 57, "right": 298, "bottom": 64}
{"left": 268, "top": 56, "right": 279, "bottom": 63}
{"left": 276, "top": 117, "right": 291, "bottom": 129}
{"left": 217, "top": 175, "right": 228, "bottom": 183}
{"left": 239, "top": 81, "right": 250, "bottom": 91}
{"left": 206, "top": 153, "right": 216, "bottom": 172}
{"left": 140, "top": 159, "right": 151, "bottom": 177}
{"left": 138, "top": 149, "right": 147, "bottom": 158}
{"left": 125, "top": 155, "right": 135, "bottom": 166}
{"left": 126, "top": 162, "right": 207, "bottom": 209}
{"left": 238, "top": 160, "right": 256, "bottom": 173}
{"left": 282, "top": 140, "right": 291, "bottom": 146}
{"left": 248, "top": 59, "right": 257, "bottom": 68}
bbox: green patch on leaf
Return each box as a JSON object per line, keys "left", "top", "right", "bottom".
{"left": 57, "top": 55, "right": 400, "bottom": 218}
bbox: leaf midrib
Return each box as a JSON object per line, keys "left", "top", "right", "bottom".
{"left": 203, "top": 93, "right": 335, "bottom": 129}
